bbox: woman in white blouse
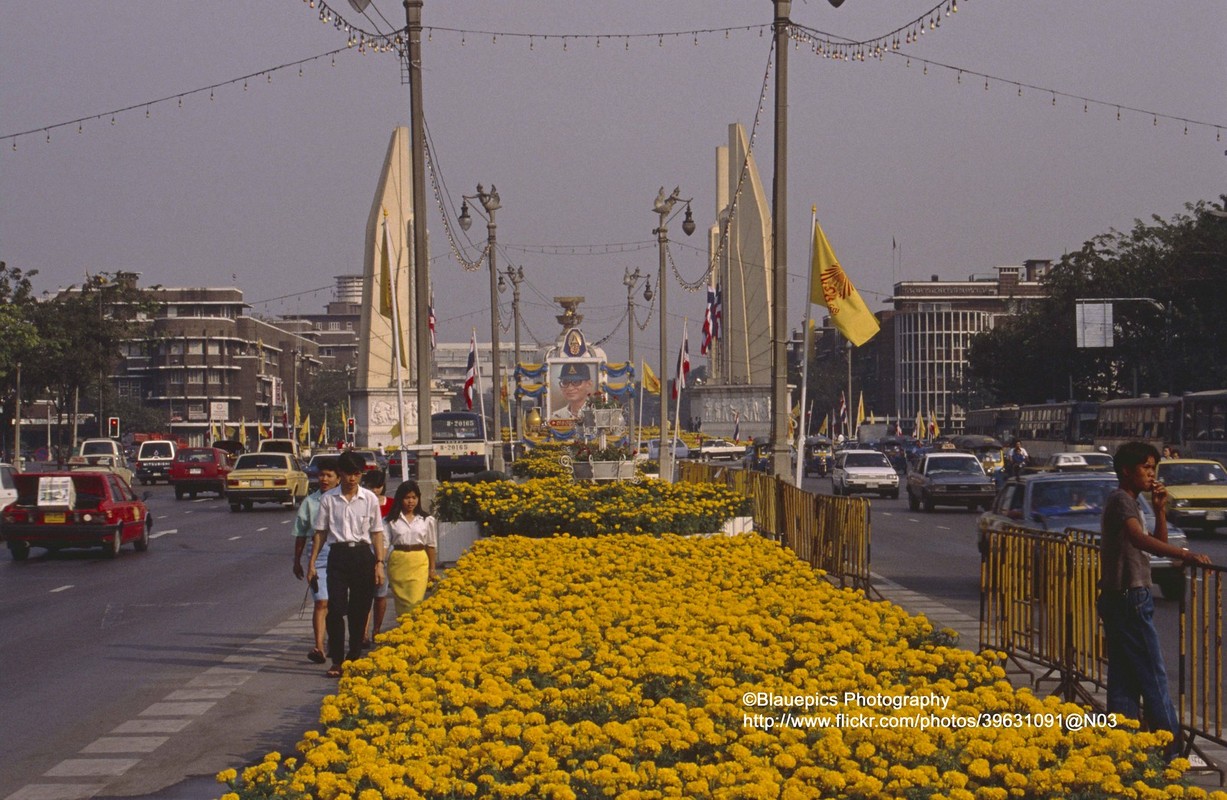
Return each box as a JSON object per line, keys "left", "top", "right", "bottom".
{"left": 383, "top": 480, "right": 438, "bottom": 619}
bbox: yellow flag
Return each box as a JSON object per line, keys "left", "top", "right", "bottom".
{"left": 379, "top": 217, "right": 394, "bottom": 318}
{"left": 299, "top": 415, "right": 311, "bottom": 445}
{"left": 642, "top": 361, "right": 661, "bottom": 396}
{"left": 258, "top": 420, "right": 269, "bottom": 440}
{"left": 856, "top": 392, "right": 866, "bottom": 427}
{"left": 318, "top": 418, "right": 327, "bottom": 445}
{"left": 238, "top": 418, "right": 248, "bottom": 447}
{"left": 809, "top": 219, "right": 880, "bottom": 347}
{"left": 914, "top": 410, "right": 925, "bottom": 441}
{"left": 294, "top": 400, "right": 302, "bottom": 431}
{"left": 500, "top": 374, "right": 510, "bottom": 413}
{"left": 929, "top": 410, "right": 941, "bottom": 439}
{"left": 818, "top": 414, "right": 829, "bottom": 436}
{"left": 387, "top": 421, "right": 401, "bottom": 439}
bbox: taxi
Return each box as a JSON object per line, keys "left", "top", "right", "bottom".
{"left": 1154, "top": 458, "right": 1227, "bottom": 534}
{"left": 2, "top": 471, "right": 152, "bottom": 560}
{"left": 224, "top": 452, "right": 308, "bottom": 512}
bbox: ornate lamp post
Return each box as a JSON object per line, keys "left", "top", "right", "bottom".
{"left": 652, "top": 187, "right": 695, "bottom": 482}
{"left": 459, "top": 185, "right": 506, "bottom": 473}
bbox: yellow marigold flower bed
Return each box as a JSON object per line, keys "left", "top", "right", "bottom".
{"left": 434, "top": 477, "right": 752, "bottom": 537}
{"left": 219, "top": 535, "right": 1224, "bottom": 800}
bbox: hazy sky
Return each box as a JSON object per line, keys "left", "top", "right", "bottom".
{"left": 2, "top": 1, "right": 1223, "bottom": 369}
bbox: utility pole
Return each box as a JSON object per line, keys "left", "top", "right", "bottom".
{"left": 770, "top": 0, "right": 792, "bottom": 480}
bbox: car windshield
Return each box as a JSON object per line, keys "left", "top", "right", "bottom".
{"left": 1031, "top": 480, "right": 1114, "bottom": 517}
{"left": 846, "top": 453, "right": 891, "bottom": 468}
{"left": 81, "top": 442, "right": 115, "bottom": 456}
{"left": 235, "top": 454, "right": 289, "bottom": 470}
{"left": 141, "top": 443, "right": 173, "bottom": 458}
{"left": 1083, "top": 454, "right": 1114, "bottom": 468}
{"left": 177, "top": 450, "right": 214, "bottom": 463}
{"left": 927, "top": 457, "right": 983, "bottom": 475}
{"left": 1158, "top": 462, "right": 1227, "bottom": 486}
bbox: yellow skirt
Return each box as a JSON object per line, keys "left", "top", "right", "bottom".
{"left": 388, "top": 549, "right": 429, "bottom": 619}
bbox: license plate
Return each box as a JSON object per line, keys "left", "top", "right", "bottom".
{"left": 250, "top": 480, "right": 264, "bottom": 488}
{"left": 1208, "top": 511, "right": 1225, "bottom": 522}
{"left": 44, "top": 512, "right": 66, "bottom": 523}
{"left": 190, "top": 468, "right": 202, "bottom": 475}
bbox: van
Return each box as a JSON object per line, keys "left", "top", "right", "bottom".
{"left": 257, "top": 438, "right": 300, "bottom": 464}
{"left": 135, "top": 440, "right": 177, "bottom": 485}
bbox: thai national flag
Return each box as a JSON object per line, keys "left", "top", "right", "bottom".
{"left": 428, "top": 295, "right": 437, "bottom": 350}
{"left": 701, "top": 286, "right": 716, "bottom": 355}
{"left": 672, "top": 322, "right": 691, "bottom": 400}
{"left": 463, "top": 332, "right": 477, "bottom": 410}
{"left": 712, "top": 283, "right": 722, "bottom": 342}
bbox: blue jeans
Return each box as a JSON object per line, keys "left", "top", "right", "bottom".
{"left": 1097, "top": 586, "right": 1182, "bottom": 758}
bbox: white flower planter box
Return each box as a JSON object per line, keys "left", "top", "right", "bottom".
{"left": 573, "top": 460, "right": 636, "bottom": 482}
{"left": 437, "top": 520, "right": 481, "bottom": 564}
{"left": 722, "top": 515, "right": 754, "bottom": 536}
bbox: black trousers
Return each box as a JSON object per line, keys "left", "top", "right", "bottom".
{"left": 325, "top": 543, "right": 376, "bottom": 665}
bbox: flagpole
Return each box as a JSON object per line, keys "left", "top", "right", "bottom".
{"left": 386, "top": 216, "right": 410, "bottom": 481}
{"left": 473, "top": 328, "right": 490, "bottom": 470}
{"left": 795, "top": 207, "right": 817, "bottom": 486}
{"left": 636, "top": 360, "right": 646, "bottom": 458}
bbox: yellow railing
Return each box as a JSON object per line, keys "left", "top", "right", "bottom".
{"left": 677, "top": 461, "right": 870, "bottom": 591}
{"left": 981, "top": 525, "right": 1226, "bottom": 771}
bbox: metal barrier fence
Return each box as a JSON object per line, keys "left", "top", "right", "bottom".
{"left": 677, "top": 461, "right": 870, "bottom": 591}
{"left": 981, "top": 525, "right": 1226, "bottom": 774}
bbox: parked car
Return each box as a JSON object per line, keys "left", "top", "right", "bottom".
{"left": 906, "top": 451, "right": 997, "bottom": 512}
{"left": 698, "top": 438, "right": 744, "bottom": 462}
{"left": 168, "top": 447, "right": 232, "bottom": 499}
{"left": 979, "top": 472, "right": 1188, "bottom": 599}
{"left": 1152, "top": 458, "right": 1227, "bottom": 535}
{"left": 135, "top": 439, "right": 177, "bottom": 485}
{"left": 803, "top": 436, "right": 835, "bottom": 477}
{"left": 646, "top": 438, "right": 691, "bottom": 461}
{"left": 832, "top": 449, "right": 900, "bottom": 498}
{"left": 224, "top": 452, "right": 308, "bottom": 512}
{"left": 1, "top": 471, "right": 152, "bottom": 560}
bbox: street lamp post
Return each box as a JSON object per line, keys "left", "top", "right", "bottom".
{"left": 622, "top": 267, "right": 647, "bottom": 367}
{"left": 652, "top": 187, "right": 696, "bottom": 482}
{"left": 498, "top": 265, "right": 524, "bottom": 454}
{"left": 459, "top": 185, "right": 506, "bottom": 474}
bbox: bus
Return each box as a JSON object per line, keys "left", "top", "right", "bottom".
{"left": 431, "top": 411, "right": 490, "bottom": 481}
{"left": 1093, "top": 395, "right": 1181, "bottom": 456}
{"left": 1016, "top": 401, "right": 1099, "bottom": 461}
{"left": 964, "top": 405, "right": 1019, "bottom": 443}
{"left": 1181, "top": 389, "right": 1227, "bottom": 466}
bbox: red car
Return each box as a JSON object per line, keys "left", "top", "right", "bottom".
{"left": 169, "top": 447, "right": 232, "bottom": 500}
{"left": 2, "top": 471, "right": 152, "bottom": 561}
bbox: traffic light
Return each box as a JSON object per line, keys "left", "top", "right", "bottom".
{"left": 107, "top": 416, "right": 120, "bottom": 439}
{"left": 347, "top": 417, "right": 356, "bottom": 437}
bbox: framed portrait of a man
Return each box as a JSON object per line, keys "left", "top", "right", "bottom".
{"left": 548, "top": 360, "right": 600, "bottom": 424}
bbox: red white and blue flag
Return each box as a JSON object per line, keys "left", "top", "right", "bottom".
{"left": 428, "top": 293, "right": 437, "bottom": 351}
{"left": 837, "top": 390, "right": 848, "bottom": 436}
{"left": 700, "top": 283, "right": 723, "bottom": 355}
{"left": 463, "top": 331, "right": 478, "bottom": 410}
{"left": 673, "top": 321, "right": 691, "bottom": 400}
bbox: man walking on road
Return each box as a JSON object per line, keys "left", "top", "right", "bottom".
{"left": 307, "top": 450, "right": 386, "bottom": 677}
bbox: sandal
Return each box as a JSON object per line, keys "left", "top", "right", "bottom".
{"left": 307, "top": 648, "right": 326, "bottom": 664}
{"left": 326, "top": 665, "right": 343, "bottom": 678}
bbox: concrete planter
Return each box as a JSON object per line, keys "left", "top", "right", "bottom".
{"left": 722, "top": 515, "right": 754, "bottom": 536}
{"left": 437, "top": 520, "right": 481, "bottom": 564}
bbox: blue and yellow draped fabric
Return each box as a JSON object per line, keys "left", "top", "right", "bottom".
{"left": 602, "top": 362, "right": 636, "bottom": 380}
{"left": 604, "top": 380, "right": 637, "bottom": 400}
{"left": 515, "top": 382, "right": 547, "bottom": 400}
{"left": 516, "top": 363, "right": 548, "bottom": 381}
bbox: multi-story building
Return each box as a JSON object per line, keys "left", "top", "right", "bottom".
{"left": 887, "top": 261, "right": 1050, "bottom": 434}
{"left": 114, "top": 288, "right": 321, "bottom": 446}
{"left": 275, "top": 275, "right": 361, "bottom": 372}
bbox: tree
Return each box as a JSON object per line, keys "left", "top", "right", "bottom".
{"left": 967, "top": 198, "right": 1227, "bottom": 402}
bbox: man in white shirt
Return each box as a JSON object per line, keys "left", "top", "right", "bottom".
{"left": 307, "top": 450, "right": 386, "bottom": 677}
